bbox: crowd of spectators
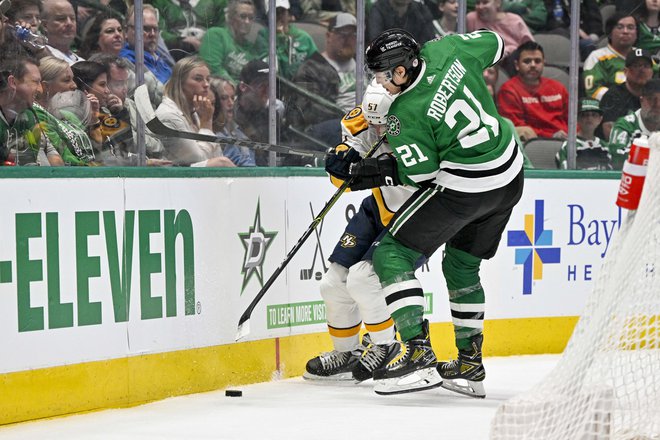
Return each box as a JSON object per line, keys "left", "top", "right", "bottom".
{"left": 0, "top": 0, "right": 656, "bottom": 169}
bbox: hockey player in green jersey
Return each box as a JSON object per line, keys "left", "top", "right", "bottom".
{"left": 329, "top": 29, "right": 524, "bottom": 397}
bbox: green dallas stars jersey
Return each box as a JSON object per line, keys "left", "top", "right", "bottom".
{"left": 385, "top": 30, "right": 523, "bottom": 193}
{"left": 608, "top": 109, "right": 652, "bottom": 170}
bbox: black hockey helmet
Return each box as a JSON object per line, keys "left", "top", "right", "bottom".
{"left": 365, "top": 28, "right": 421, "bottom": 74}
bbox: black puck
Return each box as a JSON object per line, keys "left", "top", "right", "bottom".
{"left": 225, "top": 389, "right": 242, "bottom": 397}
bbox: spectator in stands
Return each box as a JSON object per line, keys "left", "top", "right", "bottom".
{"left": 150, "top": 0, "right": 227, "bottom": 55}
{"left": 556, "top": 99, "right": 612, "bottom": 170}
{"left": 583, "top": 12, "right": 638, "bottom": 100}
{"left": 600, "top": 48, "right": 654, "bottom": 140}
{"left": 34, "top": 56, "right": 97, "bottom": 165}
{"left": 433, "top": 0, "right": 458, "bottom": 37}
{"left": 503, "top": 0, "right": 547, "bottom": 33}
{"left": 608, "top": 78, "right": 660, "bottom": 169}
{"left": 72, "top": 59, "right": 138, "bottom": 163}
{"left": 0, "top": 56, "right": 64, "bottom": 165}
{"left": 209, "top": 76, "right": 256, "bottom": 166}
{"left": 234, "top": 59, "right": 284, "bottom": 166}
{"left": 78, "top": 12, "right": 124, "bottom": 59}
{"left": 542, "top": 0, "right": 602, "bottom": 60}
{"left": 299, "top": 0, "right": 354, "bottom": 23}
{"left": 484, "top": 65, "right": 499, "bottom": 100}
{"left": 88, "top": 54, "right": 130, "bottom": 110}
{"left": 287, "top": 12, "right": 357, "bottom": 147}
{"left": 367, "top": 0, "right": 436, "bottom": 45}
{"left": 199, "top": 0, "right": 259, "bottom": 84}
{"left": 256, "top": 0, "right": 317, "bottom": 80}
{"left": 3, "top": 0, "right": 52, "bottom": 60}
{"left": 121, "top": 5, "right": 173, "bottom": 85}
{"left": 154, "top": 56, "right": 236, "bottom": 167}
{"left": 6, "top": 0, "right": 41, "bottom": 31}
{"left": 635, "top": 0, "right": 660, "bottom": 53}
{"left": 41, "top": 0, "right": 83, "bottom": 65}
{"left": 498, "top": 41, "right": 568, "bottom": 141}
{"left": 467, "top": 0, "right": 535, "bottom": 59}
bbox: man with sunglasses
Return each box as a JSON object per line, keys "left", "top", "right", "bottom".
{"left": 327, "top": 28, "right": 524, "bottom": 397}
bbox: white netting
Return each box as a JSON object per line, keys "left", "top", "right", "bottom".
{"left": 490, "top": 135, "right": 660, "bottom": 440}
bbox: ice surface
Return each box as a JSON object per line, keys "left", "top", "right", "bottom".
{"left": 0, "top": 354, "right": 559, "bottom": 440}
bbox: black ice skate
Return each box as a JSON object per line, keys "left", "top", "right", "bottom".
{"left": 352, "top": 333, "right": 400, "bottom": 383}
{"left": 437, "top": 333, "right": 486, "bottom": 398}
{"left": 303, "top": 345, "right": 364, "bottom": 382}
{"left": 372, "top": 320, "right": 443, "bottom": 395}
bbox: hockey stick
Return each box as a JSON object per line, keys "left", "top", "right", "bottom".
{"left": 236, "top": 134, "right": 387, "bottom": 340}
{"left": 133, "top": 85, "right": 325, "bottom": 159}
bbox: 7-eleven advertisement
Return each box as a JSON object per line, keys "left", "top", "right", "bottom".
{"left": 0, "top": 175, "right": 621, "bottom": 373}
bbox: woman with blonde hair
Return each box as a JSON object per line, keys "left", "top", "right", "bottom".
{"left": 155, "top": 56, "right": 235, "bottom": 167}
{"left": 34, "top": 56, "right": 98, "bottom": 165}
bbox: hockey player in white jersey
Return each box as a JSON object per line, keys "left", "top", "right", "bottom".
{"left": 304, "top": 81, "right": 417, "bottom": 382}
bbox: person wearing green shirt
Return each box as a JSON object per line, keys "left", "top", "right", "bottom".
{"left": 0, "top": 56, "right": 63, "bottom": 166}
{"left": 255, "top": 0, "right": 318, "bottom": 80}
{"left": 502, "top": 0, "right": 547, "bottom": 32}
{"left": 634, "top": 0, "right": 660, "bottom": 53}
{"left": 199, "top": 0, "right": 259, "bottom": 83}
{"left": 608, "top": 78, "right": 660, "bottom": 169}
{"left": 151, "top": 0, "right": 228, "bottom": 54}
{"left": 583, "top": 12, "right": 637, "bottom": 100}
{"left": 557, "top": 98, "right": 611, "bottom": 170}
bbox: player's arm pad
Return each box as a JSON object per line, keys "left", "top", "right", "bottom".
{"left": 325, "top": 143, "right": 361, "bottom": 180}
{"left": 348, "top": 153, "right": 400, "bottom": 191}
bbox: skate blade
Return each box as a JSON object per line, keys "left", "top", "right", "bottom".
{"left": 440, "top": 378, "right": 486, "bottom": 399}
{"left": 374, "top": 367, "right": 442, "bottom": 395}
{"left": 302, "top": 371, "right": 357, "bottom": 384}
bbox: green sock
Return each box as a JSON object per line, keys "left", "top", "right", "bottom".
{"left": 391, "top": 305, "right": 424, "bottom": 341}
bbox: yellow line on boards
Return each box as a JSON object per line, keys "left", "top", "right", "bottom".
{"left": 0, "top": 316, "right": 578, "bottom": 427}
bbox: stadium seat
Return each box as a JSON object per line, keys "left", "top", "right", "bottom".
{"left": 523, "top": 138, "right": 563, "bottom": 169}
{"left": 543, "top": 66, "right": 570, "bottom": 91}
{"left": 534, "top": 33, "right": 571, "bottom": 68}
{"left": 600, "top": 4, "right": 616, "bottom": 34}
{"left": 294, "top": 21, "right": 328, "bottom": 52}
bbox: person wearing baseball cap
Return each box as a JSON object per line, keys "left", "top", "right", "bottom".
{"left": 255, "top": 0, "right": 318, "bottom": 79}
{"left": 556, "top": 98, "right": 611, "bottom": 170}
{"left": 599, "top": 47, "right": 655, "bottom": 140}
{"left": 287, "top": 12, "right": 358, "bottom": 147}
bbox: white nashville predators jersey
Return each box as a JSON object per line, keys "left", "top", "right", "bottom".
{"left": 340, "top": 105, "right": 417, "bottom": 227}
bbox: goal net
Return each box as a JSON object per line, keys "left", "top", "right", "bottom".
{"left": 490, "top": 135, "right": 660, "bottom": 440}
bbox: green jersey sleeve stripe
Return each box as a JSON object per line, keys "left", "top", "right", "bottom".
{"left": 489, "top": 31, "right": 505, "bottom": 67}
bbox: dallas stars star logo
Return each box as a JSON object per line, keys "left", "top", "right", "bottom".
{"left": 238, "top": 200, "right": 277, "bottom": 294}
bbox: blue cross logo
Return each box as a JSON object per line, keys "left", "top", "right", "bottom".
{"left": 507, "top": 200, "right": 561, "bottom": 295}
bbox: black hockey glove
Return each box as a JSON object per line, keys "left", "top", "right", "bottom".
{"left": 348, "top": 153, "right": 400, "bottom": 191}
{"left": 325, "top": 143, "right": 361, "bottom": 180}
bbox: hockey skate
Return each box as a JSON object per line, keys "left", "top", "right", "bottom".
{"left": 372, "top": 320, "right": 443, "bottom": 395}
{"left": 437, "top": 334, "right": 486, "bottom": 398}
{"left": 303, "top": 344, "right": 365, "bottom": 382}
{"left": 352, "top": 334, "right": 400, "bottom": 383}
